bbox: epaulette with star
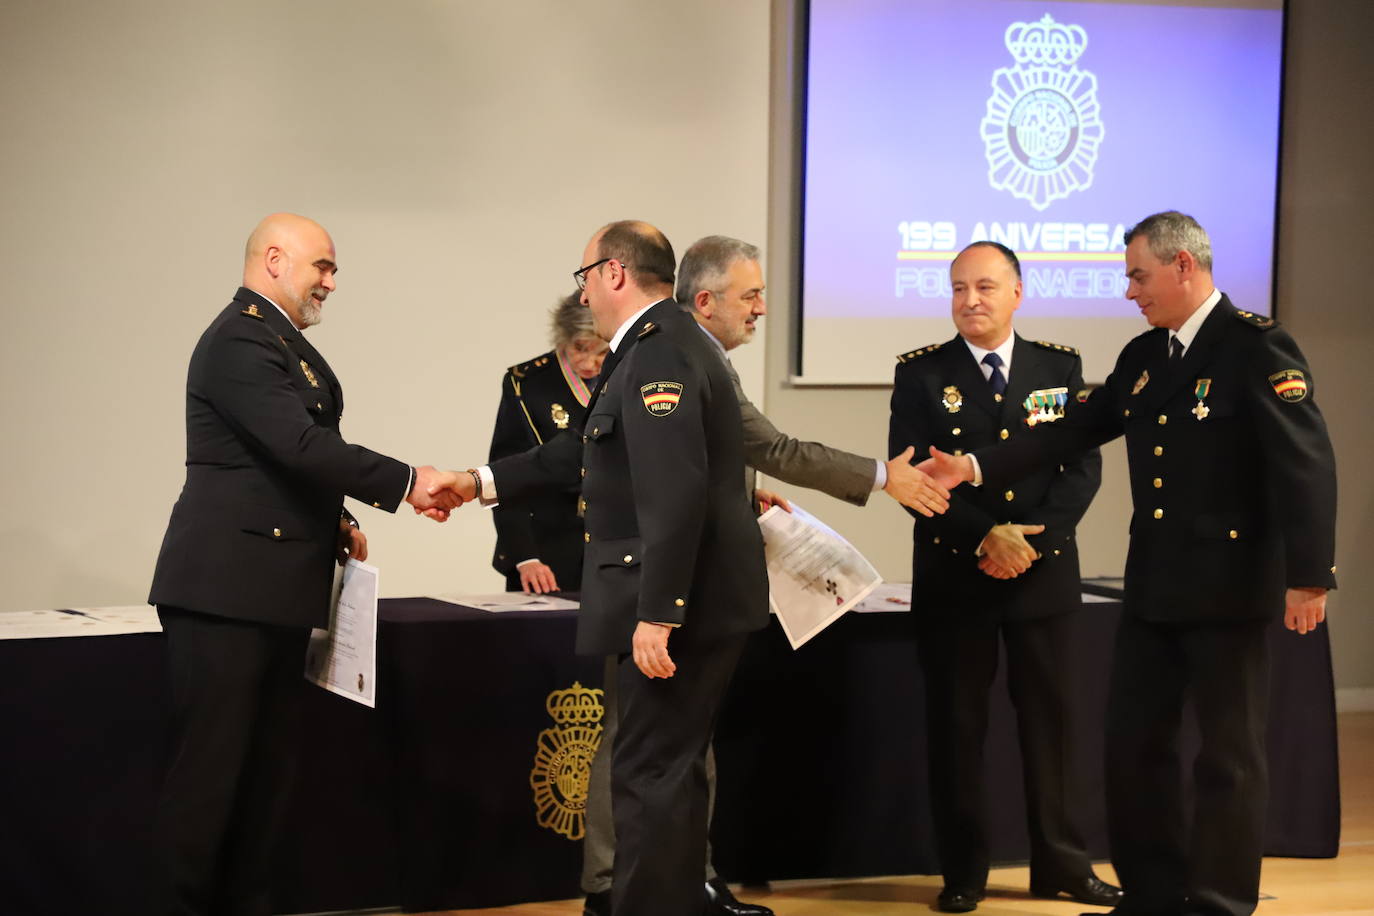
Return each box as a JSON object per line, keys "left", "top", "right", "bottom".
{"left": 508, "top": 353, "right": 555, "bottom": 380}
{"left": 897, "top": 341, "right": 944, "bottom": 363}
{"left": 1032, "top": 339, "right": 1080, "bottom": 356}
{"left": 1232, "top": 309, "right": 1276, "bottom": 330}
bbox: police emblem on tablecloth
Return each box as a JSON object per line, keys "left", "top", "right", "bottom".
{"left": 1024, "top": 386, "right": 1068, "bottom": 426}
{"left": 551, "top": 402, "right": 570, "bottom": 429}
{"left": 981, "top": 13, "right": 1104, "bottom": 211}
{"left": 1269, "top": 369, "right": 1308, "bottom": 403}
{"left": 530, "top": 681, "right": 605, "bottom": 841}
{"left": 640, "top": 381, "right": 683, "bottom": 417}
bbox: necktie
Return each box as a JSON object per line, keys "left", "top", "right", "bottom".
{"left": 1169, "top": 336, "right": 1184, "bottom": 362}
{"left": 982, "top": 352, "right": 1007, "bottom": 397}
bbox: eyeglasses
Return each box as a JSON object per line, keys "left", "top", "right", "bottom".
{"left": 573, "top": 257, "right": 620, "bottom": 290}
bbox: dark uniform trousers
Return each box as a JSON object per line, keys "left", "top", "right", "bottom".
{"left": 156, "top": 608, "right": 312, "bottom": 916}
{"left": 976, "top": 297, "right": 1338, "bottom": 916}
{"left": 612, "top": 630, "right": 747, "bottom": 915}
{"left": 149, "top": 288, "right": 412, "bottom": 916}
{"left": 1105, "top": 617, "right": 1271, "bottom": 916}
{"left": 891, "top": 334, "right": 1103, "bottom": 895}
{"left": 917, "top": 612, "right": 1092, "bottom": 892}
{"left": 489, "top": 299, "right": 769, "bottom": 916}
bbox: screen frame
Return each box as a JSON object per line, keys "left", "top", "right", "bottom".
{"left": 786, "top": 0, "right": 1290, "bottom": 386}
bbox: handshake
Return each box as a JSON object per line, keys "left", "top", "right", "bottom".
{"left": 404, "top": 466, "right": 483, "bottom": 522}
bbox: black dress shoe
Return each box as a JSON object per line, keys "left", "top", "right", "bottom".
{"left": 583, "top": 889, "right": 612, "bottom": 916}
{"left": 705, "top": 876, "right": 774, "bottom": 915}
{"left": 1031, "top": 874, "right": 1122, "bottom": 906}
{"left": 935, "top": 887, "right": 984, "bottom": 913}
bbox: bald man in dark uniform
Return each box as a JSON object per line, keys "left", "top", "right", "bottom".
{"left": 149, "top": 213, "right": 455, "bottom": 916}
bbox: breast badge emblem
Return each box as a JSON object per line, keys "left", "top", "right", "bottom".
{"left": 551, "top": 402, "right": 570, "bottom": 429}
{"left": 942, "top": 386, "right": 963, "bottom": 413}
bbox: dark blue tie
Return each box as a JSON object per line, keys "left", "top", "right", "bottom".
{"left": 983, "top": 352, "right": 1007, "bottom": 397}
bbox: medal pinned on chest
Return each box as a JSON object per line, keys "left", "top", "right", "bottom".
{"left": 299, "top": 359, "right": 321, "bottom": 389}
{"left": 550, "top": 402, "right": 570, "bottom": 429}
{"left": 1024, "top": 387, "right": 1068, "bottom": 426}
{"left": 1192, "top": 378, "right": 1211, "bottom": 420}
{"left": 1131, "top": 370, "right": 1150, "bottom": 396}
{"left": 941, "top": 386, "right": 963, "bottom": 414}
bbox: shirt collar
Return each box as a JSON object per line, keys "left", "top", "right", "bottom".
{"left": 608, "top": 299, "right": 666, "bottom": 352}
{"left": 695, "top": 320, "right": 728, "bottom": 357}
{"left": 256, "top": 292, "right": 302, "bottom": 331}
{"left": 962, "top": 332, "right": 1015, "bottom": 376}
{"left": 1171, "top": 287, "right": 1221, "bottom": 354}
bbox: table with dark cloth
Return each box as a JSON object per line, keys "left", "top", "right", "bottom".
{"left": 0, "top": 594, "right": 1338, "bottom": 915}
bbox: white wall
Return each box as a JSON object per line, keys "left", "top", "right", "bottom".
{"left": 0, "top": 0, "right": 770, "bottom": 610}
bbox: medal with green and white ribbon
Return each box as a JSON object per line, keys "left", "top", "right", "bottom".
{"left": 1192, "top": 378, "right": 1211, "bottom": 420}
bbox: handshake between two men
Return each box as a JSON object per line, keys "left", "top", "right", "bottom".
{"left": 406, "top": 447, "right": 1049, "bottom": 581}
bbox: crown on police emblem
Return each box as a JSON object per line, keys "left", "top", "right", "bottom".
{"left": 529, "top": 681, "right": 605, "bottom": 841}
{"left": 546, "top": 680, "right": 605, "bottom": 726}
{"left": 1005, "top": 14, "right": 1088, "bottom": 67}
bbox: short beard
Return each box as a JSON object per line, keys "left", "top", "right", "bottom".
{"left": 297, "top": 289, "right": 325, "bottom": 327}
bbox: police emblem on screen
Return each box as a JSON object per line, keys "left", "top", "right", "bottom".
{"left": 980, "top": 13, "right": 1104, "bottom": 211}
{"left": 529, "top": 681, "right": 605, "bottom": 841}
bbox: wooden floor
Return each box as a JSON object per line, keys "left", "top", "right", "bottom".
{"left": 397, "top": 712, "right": 1374, "bottom": 916}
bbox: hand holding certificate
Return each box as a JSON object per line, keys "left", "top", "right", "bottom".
{"left": 305, "top": 558, "right": 379, "bottom": 707}
{"left": 757, "top": 503, "right": 882, "bottom": 649}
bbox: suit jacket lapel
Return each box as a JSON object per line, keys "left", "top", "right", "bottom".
{"left": 1000, "top": 335, "right": 1038, "bottom": 426}
{"left": 234, "top": 287, "right": 344, "bottom": 413}
{"left": 1150, "top": 297, "right": 1233, "bottom": 407}
{"left": 1125, "top": 328, "right": 1172, "bottom": 414}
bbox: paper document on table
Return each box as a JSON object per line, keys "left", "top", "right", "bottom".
{"left": 0, "top": 606, "right": 163, "bottom": 640}
{"left": 305, "top": 558, "right": 378, "bottom": 708}
{"left": 850, "top": 582, "right": 913, "bottom": 613}
{"left": 758, "top": 503, "right": 882, "bottom": 649}
{"left": 430, "top": 592, "right": 581, "bottom": 612}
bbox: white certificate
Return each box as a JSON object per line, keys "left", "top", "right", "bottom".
{"left": 429, "top": 592, "right": 581, "bottom": 612}
{"left": 305, "top": 558, "right": 378, "bottom": 708}
{"left": 758, "top": 503, "right": 882, "bottom": 649}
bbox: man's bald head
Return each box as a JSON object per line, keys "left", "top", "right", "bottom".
{"left": 242, "top": 213, "right": 338, "bottom": 329}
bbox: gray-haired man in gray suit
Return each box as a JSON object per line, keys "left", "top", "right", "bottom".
{"left": 680, "top": 235, "right": 940, "bottom": 508}
{"left": 578, "top": 235, "right": 948, "bottom": 916}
